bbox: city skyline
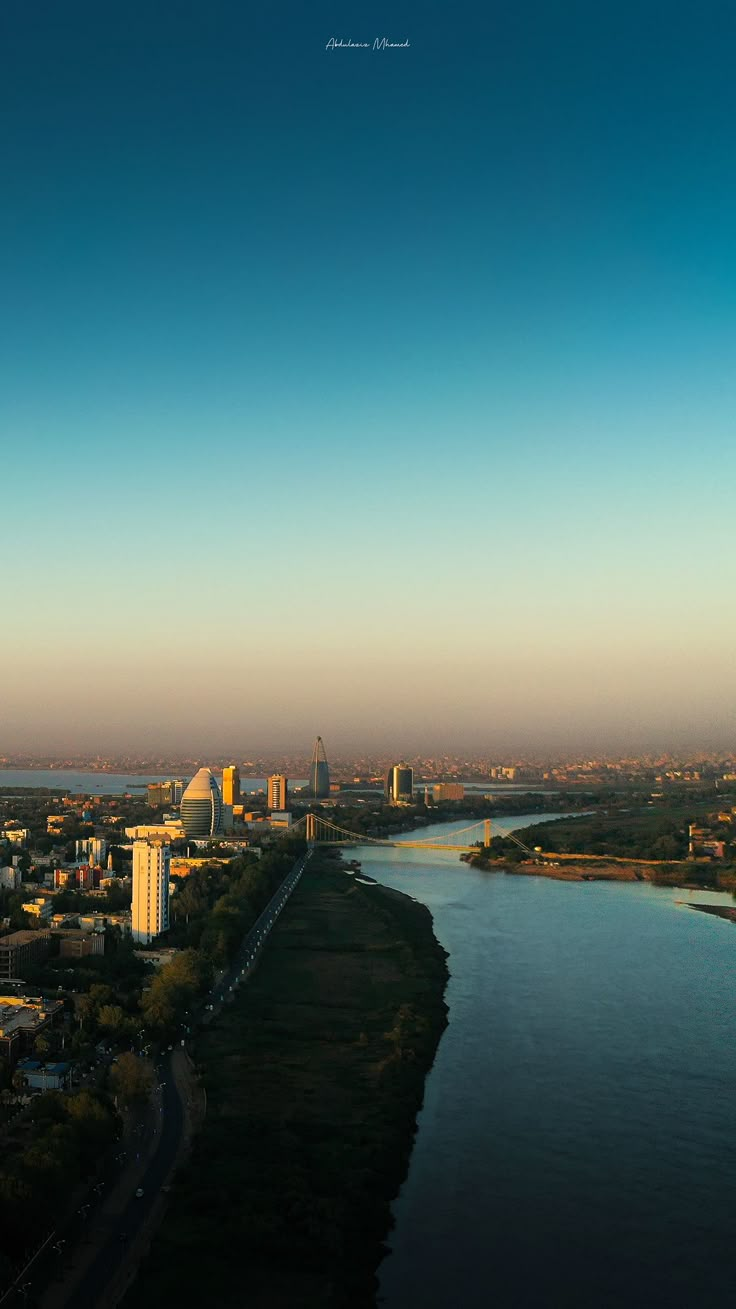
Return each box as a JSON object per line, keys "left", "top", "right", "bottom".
{"left": 2, "top": 1, "right": 735, "bottom": 753}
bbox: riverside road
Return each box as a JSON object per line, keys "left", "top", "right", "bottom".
{"left": 30, "top": 849, "right": 313, "bottom": 1309}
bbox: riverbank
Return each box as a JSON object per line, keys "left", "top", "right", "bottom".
{"left": 687, "top": 902, "right": 736, "bottom": 925}
{"left": 467, "top": 851, "right": 736, "bottom": 890}
{"left": 126, "top": 852, "right": 449, "bottom": 1308}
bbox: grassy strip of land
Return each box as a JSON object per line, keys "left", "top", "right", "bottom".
{"left": 128, "top": 853, "right": 449, "bottom": 1309}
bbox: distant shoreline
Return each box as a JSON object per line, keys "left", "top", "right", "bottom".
{"left": 466, "top": 853, "right": 736, "bottom": 894}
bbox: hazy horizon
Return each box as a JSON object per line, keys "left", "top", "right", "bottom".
{"left": 3, "top": 1, "right": 734, "bottom": 755}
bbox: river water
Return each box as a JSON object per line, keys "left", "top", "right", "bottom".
{"left": 354, "top": 816, "right": 736, "bottom": 1309}
{"left": 0, "top": 769, "right": 308, "bottom": 795}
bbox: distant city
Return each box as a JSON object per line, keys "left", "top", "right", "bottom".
{"left": 3, "top": 745, "right": 736, "bottom": 787}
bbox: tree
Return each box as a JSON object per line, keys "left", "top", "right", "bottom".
{"left": 97, "top": 1004, "right": 129, "bottom": 1039}
{"left": 109, "top": 1053, "right": 155, "bottom": 1104}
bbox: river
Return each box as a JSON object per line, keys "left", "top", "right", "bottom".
{"left": 352, "top": 816, "right": 736, "bottom": 1309}
{"left": 0, "top": 769, "right": 308, "bottom": 795}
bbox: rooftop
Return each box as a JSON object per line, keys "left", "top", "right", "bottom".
{"left": 0, "top": 930, "right": 50, "bottom": 947}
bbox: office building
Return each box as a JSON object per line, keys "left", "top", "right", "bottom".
{"left": 222, "top": 765, "right": 241, "bottom": 807}
{"left": 267, "top": 774, "right": 288, "bottom": 811}
{"left": 58, "top": 932, "right": 105, "bottom": 959}
{"left": 124, "top": 821, "right": 185, "bottom": 841}
{"left": 309, "top": 737, "right": 330, "bottom": 799}
{"left": 147, "top": 780, "right": 185, "bottom": 808}
{"left": 433, "top": 783, "right": 465, "bottom": 802}
{"left": 0, "top": 931, "right": 52, "bottom": 981}
{"left": 180, "top": 768, "right": 223, "bottom": 837}
{"left": 386, "top": 764, "right": 414, "bottom": 805}
{"left": 131, "top": 840, "right": 170, "bottom": 944}
{"left": 0, "top": 994, "right": 63, "bottom": 1065}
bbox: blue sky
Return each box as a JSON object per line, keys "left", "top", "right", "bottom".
{"left": 2, "top": 0, "right": 735, "bottom": 753}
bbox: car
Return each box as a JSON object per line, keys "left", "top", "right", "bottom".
{"left": 135, "top": 1188, "right": 144, "bottom": 1199}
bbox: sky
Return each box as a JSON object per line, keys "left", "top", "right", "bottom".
{"left": 1, "top": 0, "right": 735, "bottom": 756}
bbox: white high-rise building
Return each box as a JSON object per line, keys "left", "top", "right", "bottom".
{"left": 131, "top": 840, "right": 170, "bottom": 944}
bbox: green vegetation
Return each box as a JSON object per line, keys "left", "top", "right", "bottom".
{"left": 110, "top": 1052, "right": 156, "bottom": 1103}
{"left": 475, "top": 801, "right": 736, "bottom": 888}
{"left": 139, "top": 842, "right": 307, "bottom": 1040}
{"left": 0, "top": 1088, "right": 118, "bottom": 1266}
{"left": 129, "top": 856, "right": 449, "bottom": 1309}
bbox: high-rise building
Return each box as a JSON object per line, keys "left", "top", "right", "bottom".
{"left": 180, "top": 768, "right": 223, "bottom": 837}
{"left": 309, "top": 737, "right": 330, "bottom": 798}
{"left": 222, "top": 765, "right": 241, "bottom": 807}
{"left": 75, "top": 837, "right": 107, "bottom": 865}
{"left": 267, "top": 775, "right": 288, "bottom": 811}
{"left": 131, "top": 840, "right": 170, "bottom": 944}
{"left": 146, "top": 780, "right": 185, "bottom": 808}
{"left": 386, "top": 764, "right": 414, "bottom": 805}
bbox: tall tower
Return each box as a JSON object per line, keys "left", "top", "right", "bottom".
{"left": 131, "top": 839, "right": 170, "bottom": 944}
{"left": 267, "top": 774, "right": 288, "bottom": 812}
{"left": 309, "top": 736, "right": 330, "bottom": 799}
{"left": 222, "top": 765, "right": 241, "bottom": 807}
{"left": 387, "top": 764, "right": 414, "bottom": 805}
{"left": 181, "top": 768, "right": 224, "bottom": 837}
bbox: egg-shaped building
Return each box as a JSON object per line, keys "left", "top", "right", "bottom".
{"left": 180, "top": 767, "right": 223, "bottom": 837}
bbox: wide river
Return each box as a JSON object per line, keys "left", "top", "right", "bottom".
{"left": 353, "top": 816, "right": 736, "bottom": 1309}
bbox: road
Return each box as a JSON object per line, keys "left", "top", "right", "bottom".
{"left": 48, "top": 847, "right": 312, "bottom": 1309}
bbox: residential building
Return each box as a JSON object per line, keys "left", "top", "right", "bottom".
{"left": 131, "top": 840, "right": 170, "bottom": 944}
{"left": 53, "top": 870, "right": 77, "bottom": 891}
{"left": 3, "top": 829, "right": 29, "bottom": 847}
{"left": 222, "top": 765, "right": 241, "bottom": 807}
{"left": 75, "top": 837, "right": 107, "bottom": 865}
{"left": 22, "top": 899, "right": 53, "bottom": 924}
{"left": 0, "top": 866, "right": 21, "bottom": 891}
{"left": 267, "top": 774, "right": 288, "bottom": 811}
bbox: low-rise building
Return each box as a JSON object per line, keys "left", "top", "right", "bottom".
{"left": 0, "top": 866, "right": 21, "bottom": 891}
{"left": 124, "top": 822, "right": 185, "bottom": 841}
{"left": 3, "top": 828, "right": 30, "bottom": 847}
{"left": 53, "top": 869, "right": 77, "bottom": 891}
{"left": 16, "top": 1059, "right": 71, "bottom": 1090}
{"left": 78, "top": 915, "right": 107, "bottom": 934}
{"left": 22, "top": 898, "right": 53, "bottom": 924}
{"left": 433, "top": 783, "right": 465, "bottom": 802}
{"left": 0, "top": 995, "right": 63, "bottom": 1065}
{"left": 0, "top": 931, "right": 52, "bottom": 980}
{"left": 58, "top": 931, "right": 105, "bottom": 959}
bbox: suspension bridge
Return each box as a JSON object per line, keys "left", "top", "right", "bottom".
{"left": 284, "top": 813, "right": 538, "bottom": 857}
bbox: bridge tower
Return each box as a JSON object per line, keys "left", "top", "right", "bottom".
{"left": 484, "top": 819, "right": 492, "bottom": 847}
{"left": 306, "top": 813, "right": 316, "bottom": 843}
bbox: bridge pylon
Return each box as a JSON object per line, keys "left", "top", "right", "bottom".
{"left": 484, "top": 819, "right": 491, "bottom": 847}
{"left": 306, "top": 813, "right": 316, "bottom": 843}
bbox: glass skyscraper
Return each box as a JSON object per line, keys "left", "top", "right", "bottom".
{"left": 309, "top": 736, "right": 330, "bottom": 798}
